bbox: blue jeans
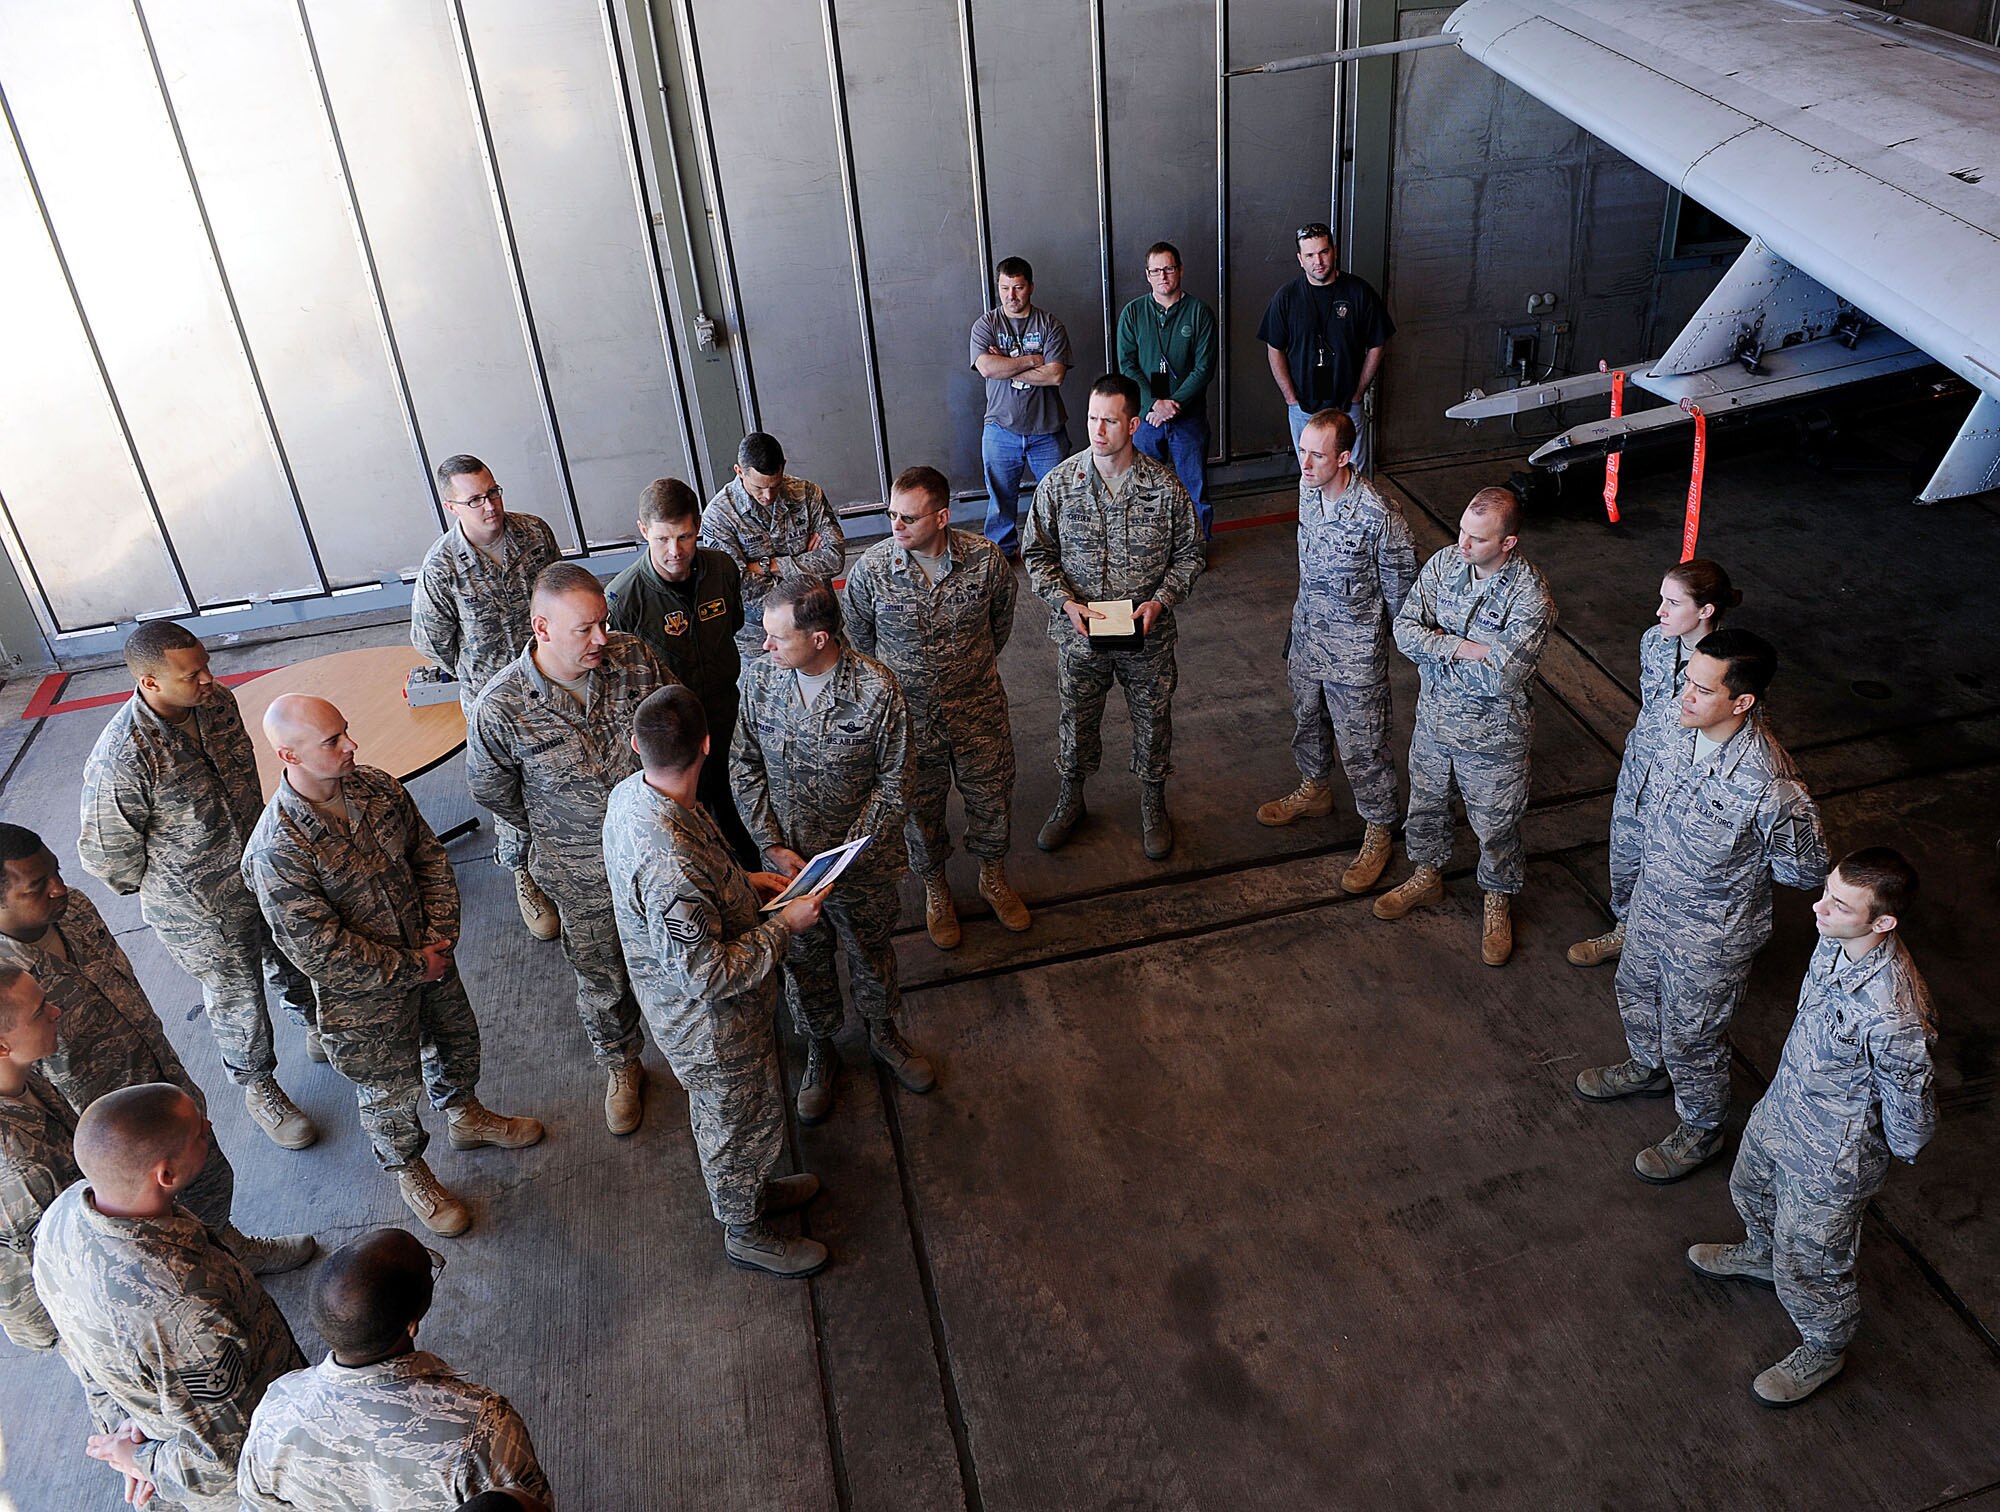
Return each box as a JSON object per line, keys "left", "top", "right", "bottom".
{"left": 1135, "top": 410, "right": 1211, "bottom": 537}
{"left": 981, "top": 423, "right": 1067, "bottom": 557}
{"left": 1288, "top": 400, "right": 1371, "bottom": 475}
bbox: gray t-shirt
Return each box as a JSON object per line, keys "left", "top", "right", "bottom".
{"left": 970, "top": 305, "right": 1071, "bottom": 437}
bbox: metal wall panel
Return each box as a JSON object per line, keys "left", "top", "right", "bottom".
{"left": 1224, "top": 0, "right": 1341, "bottom": 458}
{"left": 971, "top": 0, "right": 1102, "bottom": 431}
{"left": 0, "top": 128, "right": 185, "bottom": 630}
{"left": 142, "top": 0, "right": 435, "bottom": 586}
{"left": 466, "top": 0, "right": 695, "bottom": 545}
{"left": 0, "top": 0, "right": 318, "bottom": 609}
{"left": 835, "top": 0, "right": 986, "bottom": 490}
{"left": 1105, "top": 0, "right": 1222, "bottom": 423}
{"left": 685, "top": 0, "right": 879, "bottom": 507}
{"left": 303, "top": 0, "right": 577, "bottom": 550}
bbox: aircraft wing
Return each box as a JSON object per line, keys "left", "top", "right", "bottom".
{"left": 1440, "top": 0, "right": 2000, "bottom": 498}
{"left": 1446, "top": 0, "right": 2000, "bottom": 403}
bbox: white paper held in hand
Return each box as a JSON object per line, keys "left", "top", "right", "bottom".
{"left": 761, "top": 835, "right": 874, "bottom": 911}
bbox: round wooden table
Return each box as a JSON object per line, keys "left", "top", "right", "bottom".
{"left": 233, "top": 644, "right": 466, "bottom": 801}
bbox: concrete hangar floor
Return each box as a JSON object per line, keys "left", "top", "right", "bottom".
{"left": 2, "top": 419, "right": 1996, "bottom": 1510}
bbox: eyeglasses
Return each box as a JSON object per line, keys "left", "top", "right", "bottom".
{"left": 422, "top": 1245, "right": 446, "bottom": 1279}
{"left": 447, "top": 487, "right": 504, "bottom": 509}
{"left": 1145, "top": 264, "right": 1180, "bottom": 277}
{"left": 1295, "top": 223, "right": 1332, "bottom": 242}
{"left": 887, "top": 509, "right": 939, "bottom": 525}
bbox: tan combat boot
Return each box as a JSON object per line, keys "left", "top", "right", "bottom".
{"left": 1567, "top": 919, "right": 1624, "bottom": 968}
{"left": 923, "top": 874, "right": 961, "bottom": 950}
{"left": 446, "top": 1097, "right": 545, "bottom": 1151}
{"left": 1340, "top": 822, "right": 1393, "bottom": 894}
{"left": 1373, "top": 864, "right": 1443, "bottom": 920}
{"left": 1482, "top": 892, "right": 1513, "bottom": 966}
{"left": 243, "top": 1077, "right": 318, "bottom": 1150}
{"left": 1256, "top": 777, "right": 1334, "bottom": 828}
{"left": 797, "top": 1037, "right": 838, "bottom": 1126}
{"left": 514, "top": 870, "right": 560, "bottom": 941}
{"left": 1633, "top": 1121, "right": 1725, "bottom": 1184}
{"left": 977, "top": 861, "right": 1031, "bottom": 932}
{"left": 725, "top": 1219, "right": 829, "bottom": 1278}
{"left": 869, "top": 1021, "right": 937, "bottom": 1093}
{"left": 219, "top": 1226, "right": 316, "bottom": 1275}
{"left": 1753, "top": 1344, "right": 1846, "bottom": 1408}
{"left": 1686, "top": 1241, "right": 1776, "bottom": 1290}
{"left": 396, "top": 1159, "right": 471, "bottom": 1237}
{"left": 1036, "top": 779, "right": 1086, "bottom": 851}
{"left": 605, "top": 1059, "right": 645, "bottom": 1136}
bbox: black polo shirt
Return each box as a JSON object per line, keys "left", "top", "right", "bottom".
{"left": 605, "top": 547, "right": 745, "bottom": 720}
{"left": 1256, "top": 271, "right": 1395, "bottom": 413}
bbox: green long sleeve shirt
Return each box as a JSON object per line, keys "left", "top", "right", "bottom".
{"left": 1115, "top": 293, "right": 1217, "bottom": 412}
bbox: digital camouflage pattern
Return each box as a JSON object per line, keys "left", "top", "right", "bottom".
{"left": 1023, "top": 451, "right": 1204, "bottom": 781}
{"left": 697, "top": 474, "right": 845, "bottom": 660}
{"left": 1393, "top": 546, "right": 1556, "bottom": 894}
{"left": 1606, "top": 626, "right": 1694, "bottom": 920}
{"left": 410, "top": 511, "right": 562, "bottom": 870}
{"left": 603, "top": 773, "right": 789, "bottom": 1225}
{"left": 34, "top": 1182, "right": 303, "bottom": 1510}
{"left": 844, "top": 527, "right": 1019, "bottom": 874}
{"left": 239, "top": 1350, "right": 552, "bottom": 1512}
{"left": 467, "top": 635, "right": 673, "bottom": 1068}
{"left": 1727, "top": 932, "right": 1936, "bottom": 1352}
{"left": 733, "top": 647, "right": 910, "bottom": 1037}
{"left": 242, "top": 768, "right": 480, "bottom": 1168}
{"left": 1616, "top": 716, "right": 1828, "bottom": 1130}
{"left": 79, "top": 686, "right": 315, "bottom": 1085}
{"left": 1285, "top": 470, "right": 1417, "bottom": 824}
{"left": 0, "top": 890, "right": 235, "bottom": 1230}
{"left": 0, "top": 1071, "right": 77, "bottom": 1349}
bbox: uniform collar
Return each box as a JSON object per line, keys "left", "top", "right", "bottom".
{"left": 319, "top": 1349, "right": 455, "bottom": 1386}
{"left": 1811, "top": 931, "right": 1897, "bottom": 990}
{"left": 78, "top": 1185, "right": 211, "bottom": 1250}
{"left": 890, "top": 533, "right": 957, "bottom": 579}
{"left": 638, "top": 551, "right": 707, "bottom": 595}
{"left": 518, "top": 643, "right": 598, "bottom": 706}
{"left": 275, "top": 769, "right": 361, "bottom": 845}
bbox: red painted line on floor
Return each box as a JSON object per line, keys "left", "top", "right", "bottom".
{"left": 22, "top": 667, "right": 275, "bottom": 720}
{"left": 1214, "top": 508, "right": 1298, "bottom": 535}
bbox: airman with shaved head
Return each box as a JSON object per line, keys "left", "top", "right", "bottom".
{"left": 467, "top": 562, "right": 673, "bottom": 1134}
{"left": 0, "top": 821, "right": 310, "bottom": 1275}
{"left": 243, "top": 696, "right": 543, "bottom": 1238}
{"left": 35, "top": 1083, "right": 306, "bottom": 1511}
{"left": 78, "top": 620, "right": 321, "bottom": 1151}
{"left": 239, "top": 1226, "right": 552, "bottom": 1509}
{"left": 1375, "top": 486, "right": 1556, "bottom": 965}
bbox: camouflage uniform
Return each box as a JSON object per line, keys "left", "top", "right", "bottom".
{"left": 1616, "top": 716, "right": 1828, "bottom": 1130}
{"left": 78, "top": 685, "right": 316, "bottom": 1085}
{"left": 697, "top": 475, "right": 845, "bottom": 661}
{"left": 242, "top": 767, "right": 481, "bottom": 1170}
{"left": 1023, "top": 451, "right": 1205, "bottom": 781}
{"left": 239, "top": 1349, "right": 552, "bottom": 1512}
{"left": 0, "top": 892, "right": 235, "bottom": 1230}
{"left": 410, "top": 511, "right": 562, "bottom": 870}
{"left": 466, "top": 635, "right": 673, "bottom": 1069}
{"left": 1606, "top": 627, "right": 1694, "bottom": 920}
{"left": 844, "top": 526, "right": 1018, "bottom": 876}
{"left": 1285, "top": 470, "right": 1418, "bottom": 824}
{"left": 33, "top": 1181, "right": 304, "bottom": 1511}
{"left": 0, "top": 1071, "right": 77, "bottom": 1349}
{"left": 1392, "top": 547, "right": 1556, "bottom": 894}
{"left": 732, "top": 647, "right": 911, "bottom": 1039}
{"left": 1729, "top": 933, "right": 1937, "bottom": 1352}
{"left": 603, "top": 773, "right": 789, "bottom": 1224}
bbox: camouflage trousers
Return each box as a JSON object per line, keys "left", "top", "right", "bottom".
{"left": 785, "top": 875, "right": 901, "bottom": 1040}
{"left": 491, "top": 814, "right": 532, "bottom": 875}
{"left": 647, "top": 994, "right": 785, "bottom": 1227}
{"left": 1403, "top": 702, "right": 1531, "bottom": 894}
{"left": 1055, "top": 633, "right": 1178, "bottom": 783}
{"left": 1287, "top": 666, "right": 1398, "bottom": 825}
{"left": 183, "top": 1127, "right": 238, "bottom": 1233}
{"left": 317, "top": 975, "right": 482, "bottom": 1168}
{"left": 530, "top": 863, "right": 645, "bottom": 1070}
{"left": 1729, "top": 1107, "right": 1883, "bottom": 1352}
{"left": 158, "top": 920, "right": 316, "bottom": 1086}
{"left": 1615, "top": 927, "right": 1751, "bottom": 1131}
{"left": 1606, "top": 753, "right": 1648, "bottom": 921}
{"left": 906, "top": 705, "right": 1016, "bottom": 877}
